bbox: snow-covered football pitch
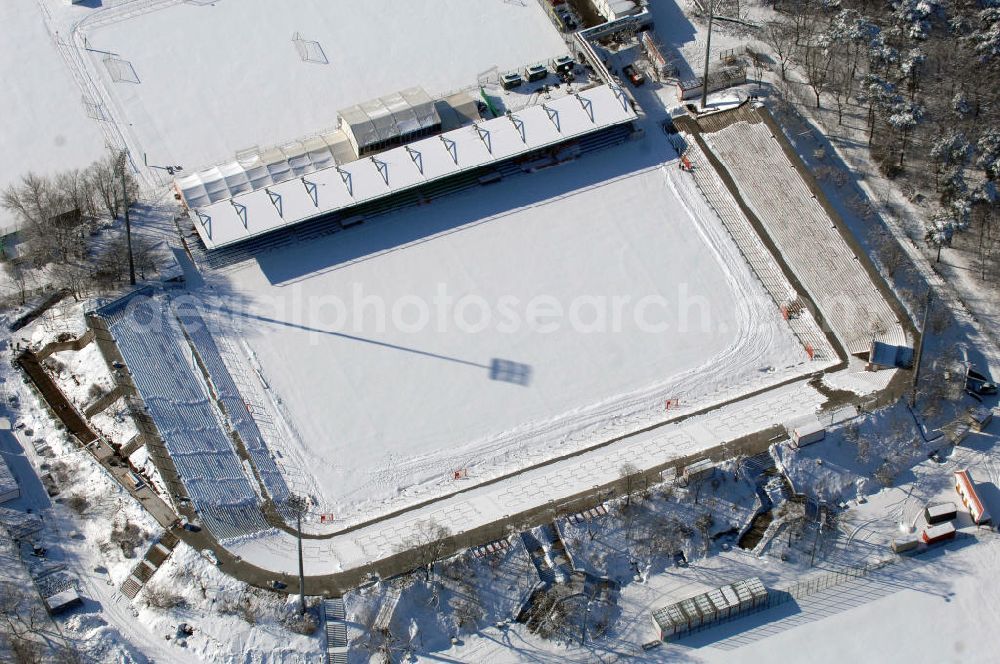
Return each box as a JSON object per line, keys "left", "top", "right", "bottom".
{"left": 198, "top": 140, "right": 821, "bottom": 523}
{"left": 81, "top": 0, "right": 569, "bottom": 170}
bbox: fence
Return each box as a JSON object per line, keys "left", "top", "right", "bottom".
{"left": 670, "top": 556, "right": 897, "bottom": 641}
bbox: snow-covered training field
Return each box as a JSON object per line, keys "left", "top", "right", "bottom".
{"left": 200, "top": 139, "right": 819, "bottom": 523}
{"left": 81, "top": 0, "right": 570, "bottom": 170}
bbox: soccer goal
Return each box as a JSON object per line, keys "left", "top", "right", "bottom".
{"left": 292, "top": 32, "right": 328, "bottom": 65}
{"left": 103, "top": 56, "right": 140, "bottom": 84}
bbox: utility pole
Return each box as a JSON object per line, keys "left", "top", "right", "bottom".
{"left": 120, "top": 150, "right": 135, "bottom": 285}
{"left": 700, "top": 0, "right": 715, "bottom": 110}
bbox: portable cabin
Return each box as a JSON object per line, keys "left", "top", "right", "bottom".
{"left": 678, "top": 597, "right": 703, "bottom": 628}
{"left": 921, "top": 521, "right": 956, "bottom": 545}
{"left": 925, "top": 502, "right": 958, "bottom": 525}
{"left": 788, "top": 418, "right": 826, "bottom": 448}
{"left": 707, "top": 587, "right": 734, "bottom": 619}
{"left": 891, "top": 536, "right": 920, "bottom": 553}
{"left": 694, "top": 593, "right": 717, "bottom": 623}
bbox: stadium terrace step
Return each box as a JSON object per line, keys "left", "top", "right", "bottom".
{"left": 700, "top": 119, "right": 903, "bottom": 355}
{"left": 97, "top": 297, "right": 271, "bottom": 541}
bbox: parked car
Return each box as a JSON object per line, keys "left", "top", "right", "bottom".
{"left": 500, "top": 72, "right": 523, "bottom": 90}
{"left": 623, "top": 64, "right": 646, "bottom": 86}
{"left": 552, "top": 55, "right": 575, "bottom": 74}
{"left": 525, "top": 64, "right": 548, "bottom": 82}
{"left": 270, "top": 580, "right": 288, "bottom": 590}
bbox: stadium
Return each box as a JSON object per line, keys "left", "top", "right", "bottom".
{"left": 74, "top": 0, "right": 909, "bottom": 577}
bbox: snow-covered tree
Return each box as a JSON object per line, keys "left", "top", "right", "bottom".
{"left": 887, "top": 98, "right": 924, "bottom": 168}
{"left": 951, "top": 91, "right": 972, "bottom": 116}
{"left": 856, "top": 74, "right": 898, "bottom": 145}
{"left": 929, "top": 131, "right": 971, "bottom": 190}
{"left": 971, "top": 8, "right": 1000, "bottom": 60}
{"left": 891, "top": 0, "right": 943, "bottom": 40}
{"left": 977, "top": 128, "right": 1000, "bottom": 180}
{"left": 925, "top": 204, "right": 970, "bottom": 261}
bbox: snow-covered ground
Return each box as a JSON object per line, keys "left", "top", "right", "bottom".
{"left": 0, "top": 2, "right": 106, "bottom": 233}
{"left": 77, "top": 0, "right": 570, "bottom": 171}
{"left": 199, "top": 133, "right": 815, "bottom": 521}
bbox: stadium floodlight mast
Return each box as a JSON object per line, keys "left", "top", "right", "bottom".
{"left": 285, "top": 494, "right": 309, "bottom": 615}
{"left": 118, "top": 149, "right": 135, "bottom": 286}
{"left": 700, "top": 0, "right": 715, "bottom": 111}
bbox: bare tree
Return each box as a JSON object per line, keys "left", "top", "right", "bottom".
{"left": 619, "top": 462, "right": 642, "bottom": 507}
{"left": 761, "top": 21, "right": 795, "bottom": 81}
{"left": 1, "top": 173, "right": 52, "bottom": 227}
{"left": 802, "top": 41, "right": 834, "bottom": 109}
{"left": 0, "top": 580, "right": 58, "bottom": 664}
{"left": 874, "top": 461, "right": 896, "bottom": 488}
{"left": 398, "top": 519, "right": 452, "bottom": 581}
{"left": 855, "top": 435, "right": 872, "bottom": 465}
{"left": 4, "top": 259, "right": 32, "bottom": 306}
{"left": 695, "top": 512, "right": 714, "bottom": 555}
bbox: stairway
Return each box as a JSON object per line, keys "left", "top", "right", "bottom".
{"left": 520, "top": 531, "right": 556, "bottom": 585}
{"left": 322, "top": 597, "right": 349, "bottom": 664}
{"left": 119, "top": 532, "right": 181, "bottom": 600}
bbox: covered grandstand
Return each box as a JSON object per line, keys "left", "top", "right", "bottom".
{"left": 176, "top": 83, "right": 637, "bottom": 254}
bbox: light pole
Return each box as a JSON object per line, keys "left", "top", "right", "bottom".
{"left": 700, "top": 0, "right": 715, "bottom": 111}
{"left": 286, "top": 494, "right": 308, "bottom": 615}
{"left": 119, "top": 150, "right": 135, "bottom": 286}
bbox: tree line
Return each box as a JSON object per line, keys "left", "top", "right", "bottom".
{"left": 1, "top": 152, "right": 155, "bottom": 306}
{"left": 759, "top": 0, "right": 999, "bottom": 270}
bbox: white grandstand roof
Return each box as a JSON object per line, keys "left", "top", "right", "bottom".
{"left": 182, "top": 84, "right": 636, "bottom": 250}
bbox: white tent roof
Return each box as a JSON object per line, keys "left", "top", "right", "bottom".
{"left": 184, "top": 84, "right": 636, "bottom": 250}
{"left": 340, "top": 86, "right": 440, "bottom": 151}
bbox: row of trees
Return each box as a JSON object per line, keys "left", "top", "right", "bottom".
{"left": 1, "top": 152, "right": 154, "bottom": 305}
{"left": 760, "top": 0, "right": 1000, "bottom": 267}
